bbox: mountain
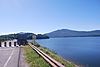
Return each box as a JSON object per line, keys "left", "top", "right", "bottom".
{"left": 0, "top": 32, "right": 49, "bottom": 41}
{"left": 45, "top": 29, "right": 100, "bottom": 38}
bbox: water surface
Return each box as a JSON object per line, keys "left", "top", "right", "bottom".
{"left": 36, "top": 37, "right": 100, "bottom": 67}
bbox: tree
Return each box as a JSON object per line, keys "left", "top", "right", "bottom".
{"left": 17, "top": 39, "right": 28, "bottom": 46}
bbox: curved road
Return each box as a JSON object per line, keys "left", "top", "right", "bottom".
{"left": 0, "top": 47, "right": 20, "bottom": 67}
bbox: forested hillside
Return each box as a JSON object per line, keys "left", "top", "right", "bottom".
{"left": 0, "top": 33, "right": 49, "bottom": 41}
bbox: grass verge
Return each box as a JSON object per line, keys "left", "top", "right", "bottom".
{"left": 23, "top": 45, "right": 51, "bottom": 67}
{"left": 39, "top": 46, "right": 77, "bottom": 67}
{"left": 34, "top": 43, "right": 77, "bottom": 67}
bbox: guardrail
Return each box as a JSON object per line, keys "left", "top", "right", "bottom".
{"left": 29, "top": 43, "right": 65, "bottom": 67}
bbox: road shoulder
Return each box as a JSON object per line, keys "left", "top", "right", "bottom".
{"left": 19, "top": 47, "right": 29, "bottom": 67}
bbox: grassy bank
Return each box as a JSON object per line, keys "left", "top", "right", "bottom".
{"left": 38, "top": 47, "right": 76, "bottom": 67}
{"left": 23, "top": 42, "right": 78, "bottom": 67}
{"left": 33, "top": 42, "right": 78, "bottom": 67}
{"left": 23, "top": 45, "right": 51, "bottom": 67}
{"left": 37, "top": 46, "right": 77, "bottom": 67}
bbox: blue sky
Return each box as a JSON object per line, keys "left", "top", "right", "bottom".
{"left": 0, "top": 0, "right": 100, "bottom": 35}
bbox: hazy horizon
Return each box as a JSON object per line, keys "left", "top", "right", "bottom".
{"left": 0, "top": 28, "right": 100, "bottom": 35}
{"left": 0, "top": 0, "right": 100, "bottom": 35}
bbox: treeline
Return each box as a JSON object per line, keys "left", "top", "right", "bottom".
{"left": 36, "top": 34, "right": 49, "bottom": 39}
{"left": 0, "top": 33, "right": 49, "bottom": 41}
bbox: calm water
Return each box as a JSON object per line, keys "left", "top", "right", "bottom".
{"left": 36, "top": 37, "right": 100, "bottom": 67}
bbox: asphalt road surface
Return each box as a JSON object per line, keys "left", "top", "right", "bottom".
{"left": 0, "top": 47, "right": 20, "bottom": 67}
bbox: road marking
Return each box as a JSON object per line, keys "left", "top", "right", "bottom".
{"left": 3, "top": 49, "right": 14, "bottom": 67}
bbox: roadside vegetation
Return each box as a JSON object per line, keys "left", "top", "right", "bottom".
{"left": 23, "top": 45, "right": 51, "bottom": 67}
{"left": 38, "top": 46, "right": 76, "bottom": 67}
{"left": 32, "top": 42, "right": 78, "bottom": 67}
{"left": 23, "top": 40, "right": 78, "bottom": 67}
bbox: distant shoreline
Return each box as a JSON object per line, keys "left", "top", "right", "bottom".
{"left": 48, "top": 36, "right": 100, "bottom": 38}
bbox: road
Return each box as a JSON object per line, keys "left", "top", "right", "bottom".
{"left": 0, "top": 47, "right": 20, "bottom": 67}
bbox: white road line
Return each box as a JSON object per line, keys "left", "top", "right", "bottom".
{"left": 3, "top": 49, "right": 14, "bottom": 67}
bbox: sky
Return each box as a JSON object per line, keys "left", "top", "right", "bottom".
{"left": 0, "top": 0, "right": 100, "bottom": 35}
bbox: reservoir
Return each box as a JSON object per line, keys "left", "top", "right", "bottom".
{"left": 36, "top": 37, "right": 100, "bottom": 67}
